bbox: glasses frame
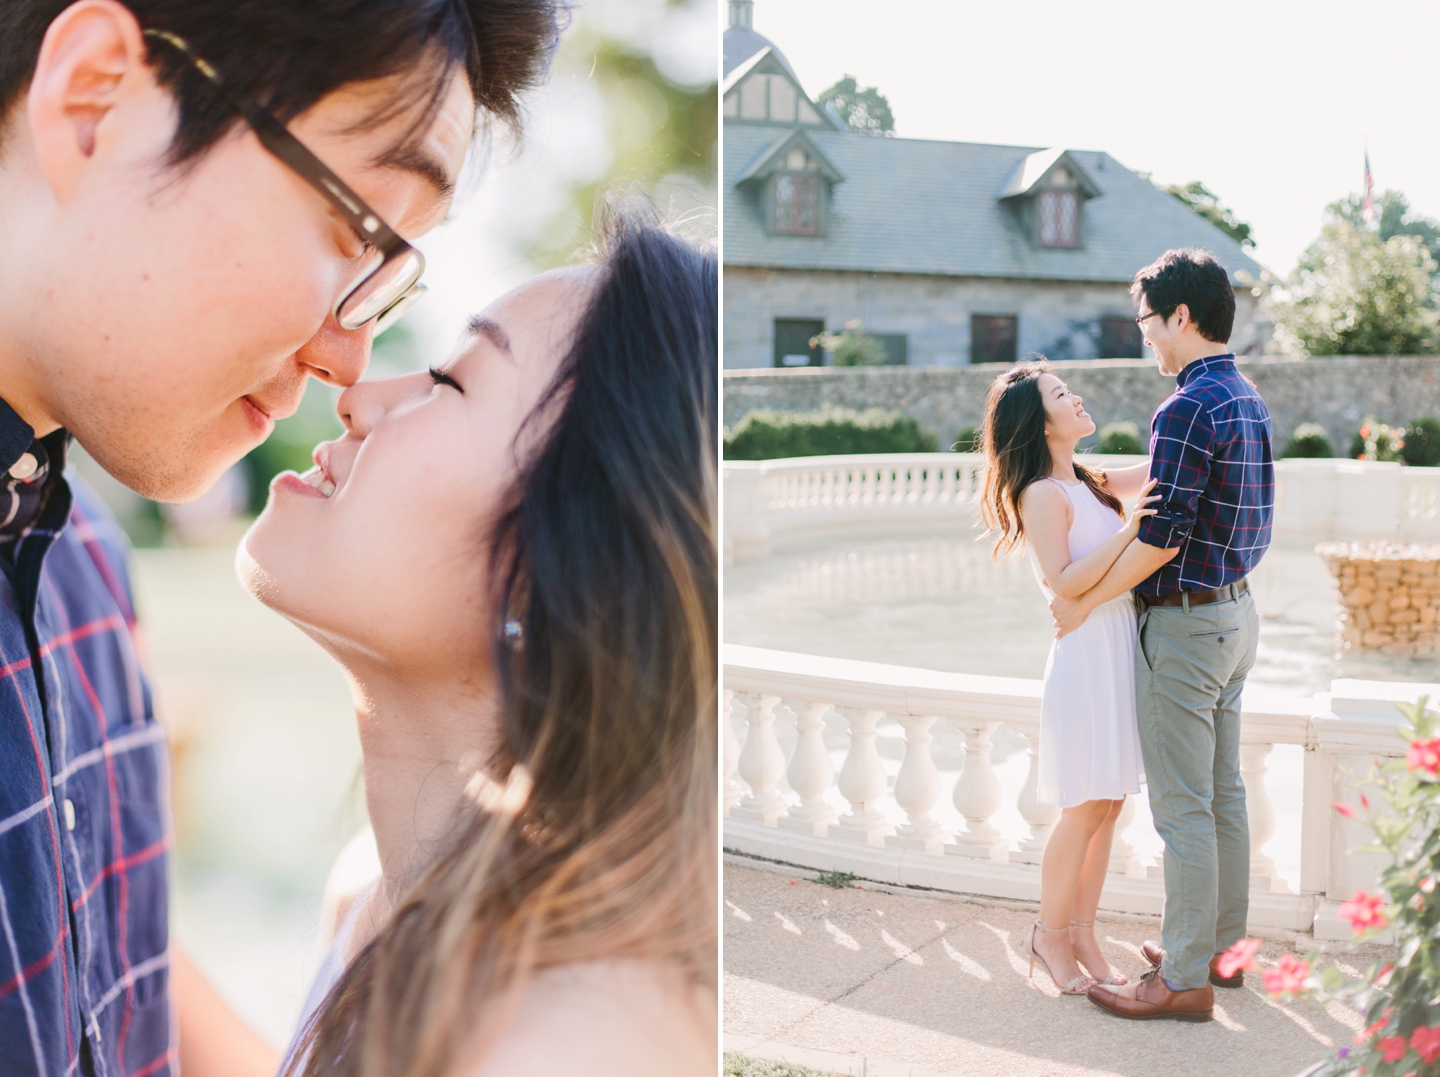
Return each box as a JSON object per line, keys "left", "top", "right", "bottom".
{"left": 143, "top": 29, "right": 426, "bottom": 335}
{"left": 1134, "top": 309, "right": 1167, "bottom": 328}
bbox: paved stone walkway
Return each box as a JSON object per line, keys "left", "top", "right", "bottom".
{"left": 725, "top": 858, "right": 1373, "bottom": 1077}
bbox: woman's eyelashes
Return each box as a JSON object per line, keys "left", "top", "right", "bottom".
{"left": 429, "top": 367, "right": 464, "bottom": 393}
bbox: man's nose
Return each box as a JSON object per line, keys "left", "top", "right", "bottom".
{"left": 295, "top": 312, "right": 373, "bottom": 388}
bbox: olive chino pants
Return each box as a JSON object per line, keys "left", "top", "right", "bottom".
{"left": 1135, "top": 588, "right": 1259, "bottom": 991}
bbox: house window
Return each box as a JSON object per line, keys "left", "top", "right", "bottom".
{"left": 774, "top": 318, "right": 825, "bottom": 367}
{"left": 773, "top": 174, "right": 818, "bottom": 235}
{"left": 971, "top": 315, "right": 1017, "bottom": 364}
{"left": 872, "top": 333, "right": 909, "bottom": 365}
{"left": 1038, "top": 190, "right": 1079, "bottom": 247}
{"left": 1099, "top": 316, "right": 1144, "bottom": 358}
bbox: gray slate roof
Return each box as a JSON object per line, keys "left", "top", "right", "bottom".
{"left": 724, "top": 124, "right": 1264, "bottom": 286}
{"left": 724, "top": 26, "right": 794, "bottom": 78}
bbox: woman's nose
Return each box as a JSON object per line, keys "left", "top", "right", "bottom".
{"left": 336, "top": 370, "right": 433, "bottom": 436}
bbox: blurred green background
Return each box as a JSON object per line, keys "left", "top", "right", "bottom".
{"left": 74, "top": 0, "right": 716, "bottom": 1048}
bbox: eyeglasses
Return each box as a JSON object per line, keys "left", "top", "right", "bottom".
{"left": 1135, "top": 310, "right": 1165, "bottom": 328}
{"left": 144, "top": 29, "right": 426, "bottom": 335}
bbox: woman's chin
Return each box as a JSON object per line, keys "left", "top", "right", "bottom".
{"left": 235, "top": 529, "right": 280, "bottom": 606}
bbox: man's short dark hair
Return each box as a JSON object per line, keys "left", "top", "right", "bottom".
{"left": 0, "top": 0, "right": 564, "bottom": 165}
{"left": 1130, "top": 248, "right": 1236, "bottom": 344}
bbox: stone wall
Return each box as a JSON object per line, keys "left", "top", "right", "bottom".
{"left": 1318, "top": 543, "right": 1440, "bottom": 654}
{"left": 722, "top": 355, "right": 1440, "bottom": 456}
{"left": 723, "top": 266, "right": 1266, "bottom": 369}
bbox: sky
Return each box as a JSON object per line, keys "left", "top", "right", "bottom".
{"left": 745, "top": 0, "right": 1440, "bottom": 278}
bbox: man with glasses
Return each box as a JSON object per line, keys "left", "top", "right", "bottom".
{"left": 0, "top": 1, "right": 560, "bottom": 1074}
{"left": 1048, "top": 248, "right": 1275, "bottom": 1023}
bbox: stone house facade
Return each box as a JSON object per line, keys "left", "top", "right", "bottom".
{"left": 722, "top": 1, "right": 1265, "bottom": 370}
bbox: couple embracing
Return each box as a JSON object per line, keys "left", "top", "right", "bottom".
{"left": 978, "top": 250, "right": 1275, "bottom": 1022}
{"left": 0, "top": 2, "right": 715, "bottom": 1076}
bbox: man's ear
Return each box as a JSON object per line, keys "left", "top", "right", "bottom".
{"left": 1172, "top": 303, "right": 1191, "bottom": 331}
{"left": 26, "top": 0, "right": 158, "bottom": 203}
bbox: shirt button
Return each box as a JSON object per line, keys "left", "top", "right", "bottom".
{"left": 63, "top": 798, "right": 75, "bottom": 832}
{"left": 9, "top": 453, "right": 37, "bottom": 481}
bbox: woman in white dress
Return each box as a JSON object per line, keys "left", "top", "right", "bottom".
{"left": 978, "top": 361, "right": 1157, "bottom": 996}
{"left": 235, "top": 212, "right": 716, "bottom": 1077}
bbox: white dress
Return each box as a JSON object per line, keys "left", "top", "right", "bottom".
{"left": 1029, "top": 477, "right": 1145, "bottom": 808}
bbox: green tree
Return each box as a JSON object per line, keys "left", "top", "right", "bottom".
{"left": 1164, "top": 181, "right": 1255, "bottom": 248}
{"left": 817, "top": 75, "right": 894, "bottom": 136}
{"left": 1328, "top": 189, "right": 1440, "bottom": 284}
{"left": 812, "top": 319, "right": 888, "bottom": 366}
{"left": 1266, "top": 218, "right": 1439, "bottom": 356}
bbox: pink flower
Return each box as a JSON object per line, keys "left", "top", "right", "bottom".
{"left": 1407, "top": 738, "right": 1440, "bottom": 776}
{"left": 1379, "top": 1036, "right": 1408, "bottom": 1063}
{"left": 1261, "top": 953, "right": 1310, "bottom": 997}
{"left": 1411, "top": 1026, "right": 1440, "bottom": 1065}
{"left": 1338, "top": 891, "right": 1389, "bottom": 933}
{"left": 1421, "top": 877, "right": 1436, "bottom": 894}
{"left": 1215, "top": 938, "right": 1262, "bottom": 979}
{"left": 1333, "top": 801, "right": 1355, "bottom": 818}
{"left": 1356, "top": 1018, "right": 1388, "bottom": 1044}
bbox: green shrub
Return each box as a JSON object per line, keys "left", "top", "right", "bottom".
{"left": 811, "top": 319, "right": 887, "bottom": 367}
{"left": 1402, "top": 416, "right": 1440, "bottom": 467}
{"left": 1098, "top": 421, "right": 1145, "bottom": 455}
{"left": 723, "top": 1055, "right": 828, "bottom": 1077}
{"left": 1283, "top": 422, "right": 1335, "bottom": 459}
{"left": 953, "top": 426, "right": 981, "bottom": 452}
{"left": 723, "top": 406, "right": 938, "bottom": 459}
{"left": 1350, "top": 417, "right": 1405, "bottom": 462}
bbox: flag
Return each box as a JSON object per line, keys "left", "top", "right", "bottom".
{"left": 1363, "top": 151, "right": 1375, "bottom": 226}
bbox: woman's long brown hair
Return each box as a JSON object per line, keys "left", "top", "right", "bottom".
{"left": 286, "top": 209, "right": 717, "bottom": 1077}
{"left": 978, "top": 360, "right": 1121, "bottom": 557}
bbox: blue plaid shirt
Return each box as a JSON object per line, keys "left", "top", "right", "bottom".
{"left": 0, "top": 402, "right": 171, "bottom": 1077}
{"left": 1135, "top": 353, "right": 1275, "bottom": 596}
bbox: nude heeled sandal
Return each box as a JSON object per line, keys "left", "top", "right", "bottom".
{"left": 1069, "top": 919, "right": 1128, "bottom": 986}
{"left": 1028, "top": 921, "right": 1095, "bottom": 995}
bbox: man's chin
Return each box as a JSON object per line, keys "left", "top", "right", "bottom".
{"left": 104, "top": 456, "right": 243, "bottom": 505}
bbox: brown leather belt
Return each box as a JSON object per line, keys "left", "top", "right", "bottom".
{"left": 1136, "top": 578, "right": 1249, "bottom": 609}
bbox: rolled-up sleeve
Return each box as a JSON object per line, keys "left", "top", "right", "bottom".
{"left": 1137, "top": 395, "right": 1214, "bottom": 550}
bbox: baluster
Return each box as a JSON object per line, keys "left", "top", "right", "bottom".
{"left": 945, "top": 720, "right": 1008, "bottom": 861}
{"left": 833, "top": 708, "right": 891, "bottom": 846}
{"left": 1241, "top": 742, "right": 1283, "bottom": 891}
{"left": 887, "top": 714, "right": 946, "bottom": 854}
{"left": 779, "top": 702, "right": 838, "bottom": 837}
{"left": 722, "top": 690, "right": 743, "bottom": 816}
{"left": 1107, "top": 795, "right": 1143, "bottom": 876}
{"left": 1012, "top": 729, "right": 1058, "bottom": 864}
{"left": 733, "top": 694, "right": 788, "bottom": 826}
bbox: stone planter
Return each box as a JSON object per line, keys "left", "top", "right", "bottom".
{"left": 1317, "top": 542, "right": 1440, "bottom": 654}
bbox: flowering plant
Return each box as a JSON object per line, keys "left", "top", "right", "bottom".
{"left": 1351, "top": 418, "right": 1405, "bottom": 463}
{"left": 1217, "top": 698, "right": 1440, "bottom": 1076}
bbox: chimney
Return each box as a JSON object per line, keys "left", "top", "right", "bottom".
{"left": 728, "top": 0, "right": 754, "bottom": 29}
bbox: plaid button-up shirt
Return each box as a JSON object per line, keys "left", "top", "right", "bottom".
{"left": 1135, "top": 353, "right": 1275, "bottom": 596}
{"left": 0, "top": 401, "right": 171, "bottom": 1077}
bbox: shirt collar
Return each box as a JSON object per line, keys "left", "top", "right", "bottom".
{"left": 1176, "top": 352, "right": 1236, "bottom": 389}
{"left": 0, "top": 398, "right": 35, "bottom": 475}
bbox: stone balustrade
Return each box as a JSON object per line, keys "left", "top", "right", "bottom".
{"left": 723, "top": 454, "right": 1440, "bottom": 562}
{"left": 724, "top": 643, "right": 1433, "bottom": 939}
{"left": 1318, "top": 542, "right": 1440, "bottom": 654}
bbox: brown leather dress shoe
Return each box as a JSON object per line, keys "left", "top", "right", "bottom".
{"left": 1140, "top": 939, "right": 1244, "bottom": 988}
{"left": 1088, "top": 967, "right": 1214, "bottom": 1022}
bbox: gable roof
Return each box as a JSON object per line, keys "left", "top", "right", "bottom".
{"left": 723, "top": 49, "right": 840, "bottom": 130}
{"left": 723, "top": 126, "right": 1264, "bottom": 286}
{"left": 735, "top": 129, "right": 846, "bottom": 185}
{"left": 995, "top": 147, "right": 1102, "bottom": 200}
{"left": 723, "top": 23, "right": 794, "bottom": 79}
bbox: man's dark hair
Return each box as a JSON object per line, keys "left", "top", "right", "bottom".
{"left": 0, "top": 0, "right": 564, "bottom": 165}
{"left": 1130, "top": 248, "right": 1236, "bottom": 344}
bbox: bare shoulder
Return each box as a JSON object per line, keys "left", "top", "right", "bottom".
{"left": 460, "top": 960, "right": 715, "bottom": 1077}
{"left": 1017, "top": 477, "right": 1070, "bottom": 519}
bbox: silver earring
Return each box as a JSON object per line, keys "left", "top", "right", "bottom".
{"left": 504, "top": 619, "right": 524, "bottom": 642}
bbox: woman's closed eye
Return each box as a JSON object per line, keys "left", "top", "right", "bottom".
{"left": 429, "top": 366, "right": 464, "bottom": 393}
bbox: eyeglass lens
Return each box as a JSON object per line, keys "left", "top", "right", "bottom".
{"left": 337, "top": 247, "right": 426, "bottom": 331}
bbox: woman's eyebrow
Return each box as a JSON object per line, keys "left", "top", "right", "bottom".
{"left": 467, "top": 314, "right": 513, "bottom": 356}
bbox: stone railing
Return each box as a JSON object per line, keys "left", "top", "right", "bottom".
{"left": 723, "top": 454, "right": 1440, "bottom": 561}
{"left": 723, "top": 643, "right": 1434, "bottom": 938}
{"left": 1318, "top": 542, "right": 1440, "bottom": 654}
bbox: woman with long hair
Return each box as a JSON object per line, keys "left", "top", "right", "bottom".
{"left": 978, "top": 360, "right": 1156, "bottom": 997}
{"left": 238, "top": 210, "right": 716, "bottom": 1075}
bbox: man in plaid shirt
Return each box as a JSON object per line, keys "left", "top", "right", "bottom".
{"left": 1049, "top": 249, "right": 1274, "bottom": 1023}
{"left": 0, "top": 1, "right": 558, "bottom": 1073}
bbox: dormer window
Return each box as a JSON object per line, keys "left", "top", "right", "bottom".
{"left": 1038, "top": 190, "right": 1079, "bottom": 247}
{"left": 774, "top": 174, "right": 818, "bottom": 234}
